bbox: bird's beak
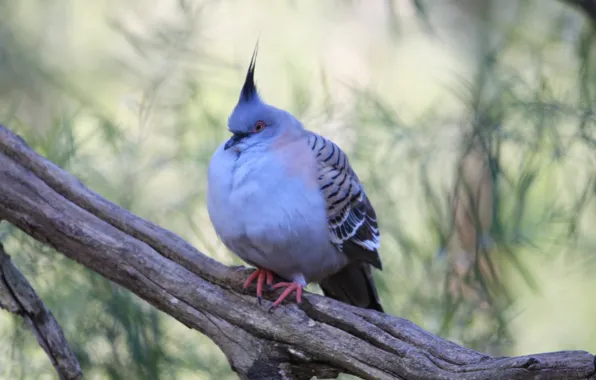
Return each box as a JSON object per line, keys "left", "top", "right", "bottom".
{"left": 224, "top": 133, "right": 247, "bottom": 150}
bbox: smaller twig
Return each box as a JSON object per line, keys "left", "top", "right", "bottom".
{"left": 0, "top": 241, "right": 82, "bottom": 380}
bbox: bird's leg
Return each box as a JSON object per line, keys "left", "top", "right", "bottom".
{"left": 266, "top": 270, "right": 273, "bottom": 288}
{"left": 269, "top": 282, "right": 304, "bottom": 309}
{"left": 243, "top": 268, "right": 275, "bottom": 304}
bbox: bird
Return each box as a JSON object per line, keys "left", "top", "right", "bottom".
{"left": 207, "top": 45, "right": 384, "bottom": 312}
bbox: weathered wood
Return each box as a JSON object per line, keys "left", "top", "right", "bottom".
{"left": 0, "top": 242, "right": 82, "bottom": 380}
{"left": 0, "top": 124, "right": 594, "bottom": 379}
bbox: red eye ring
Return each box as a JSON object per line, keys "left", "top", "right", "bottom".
{"left": 253, "top": 120, "right": 266, "bottom": 133}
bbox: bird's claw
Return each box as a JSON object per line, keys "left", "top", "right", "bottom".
{"left": 242, "top": 269, "right": 303, "bottom": 309}
{"left": 243, "top": 268, "right": 275, "bottom": 304}
{"left": 269, "top": 282, "right": 303, "bottom": 309}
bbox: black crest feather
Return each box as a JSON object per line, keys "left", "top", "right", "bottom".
{"left": 240, "top": 41, "right": 259, "bottom": 102}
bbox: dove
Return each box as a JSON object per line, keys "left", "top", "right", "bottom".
{"left": 207, "top": 46, "right": 383, "bottom": 311}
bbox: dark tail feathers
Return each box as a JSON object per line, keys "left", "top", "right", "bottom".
{"left": 319, "top": 262, "right": 384, "bottom": 312}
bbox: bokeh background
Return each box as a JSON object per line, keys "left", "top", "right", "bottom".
{"left": 1, "top": 0, "right": 596, "bottom": 379}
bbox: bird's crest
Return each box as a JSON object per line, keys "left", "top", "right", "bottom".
{"left": 240, "top": 42, "right": 259, "bottom": 102}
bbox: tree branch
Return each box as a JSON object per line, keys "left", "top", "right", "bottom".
{"left": 0, "top": 242, "right": 82, "bottom": 380}
{"left": 0, "top": 123, "right": 594, "bottom": 379}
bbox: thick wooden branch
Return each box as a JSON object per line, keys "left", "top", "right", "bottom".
{"left": 0, "top": 123, "right": 594, "bottom": 379}
{"left": 0, "top": 242, "right": 82, "bottom": 380}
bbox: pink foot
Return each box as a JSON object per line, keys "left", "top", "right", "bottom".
{"left": 270, "top": 282, "right": 303, "bottom": 309}
{"left": 243, "top": 268, "right": 274, "bottom": 304}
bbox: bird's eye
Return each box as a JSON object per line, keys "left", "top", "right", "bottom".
{"left": 253, "top": 120, "right": 266, "bottom": 133}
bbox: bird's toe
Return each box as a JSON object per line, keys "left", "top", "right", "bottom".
{"left": 269, "top": 282, "right": 303, "bottom": 309}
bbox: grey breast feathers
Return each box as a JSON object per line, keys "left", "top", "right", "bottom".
{"left": 307, "top": 132, "right": 382, "bottom": 270}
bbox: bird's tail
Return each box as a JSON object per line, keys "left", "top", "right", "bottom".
{"left": 319, "top": 262, "right": 384, "bottom": 312}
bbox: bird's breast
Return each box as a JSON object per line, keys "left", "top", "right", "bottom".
{"left": 207, "top": 143, "right": 327, "bottom": 244}
{"left": 207, "top": 142, "right": 342, "bottom": 280}
{"left": 233, "top": 153, "right": 324, "bottom": 236}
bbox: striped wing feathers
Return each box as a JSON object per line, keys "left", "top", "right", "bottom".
{"left": 307, "top": 132, "right": 382, "bottom": 269}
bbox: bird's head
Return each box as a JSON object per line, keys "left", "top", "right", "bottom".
{"left": 225, "top": 44, "right": 302, "bottom": 153}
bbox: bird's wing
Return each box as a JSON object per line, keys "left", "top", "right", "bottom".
{"left": 307, "top": 132, "right": 382, "bottom": 269}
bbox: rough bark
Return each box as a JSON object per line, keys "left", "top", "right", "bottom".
{"left": 0, "top": 123, "right": 594, "bottom": 379}
{"left": 0, "top": 242, "right": 82, "bottom": 380}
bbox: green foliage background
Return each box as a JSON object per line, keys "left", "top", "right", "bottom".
{"left": 1, "top": 0, "right": 596, "bottom": 379}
